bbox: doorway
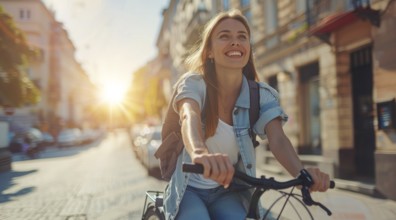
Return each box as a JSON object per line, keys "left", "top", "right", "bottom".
{"left": 298, "top": 62, "right": 321, "bottom": 155}
{"left": 350, "top": 45, "right": 375, "bottom": 178}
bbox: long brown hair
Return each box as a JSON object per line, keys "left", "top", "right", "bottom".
{"left": 184, "top": 9, "right": 259, "bottom": 138}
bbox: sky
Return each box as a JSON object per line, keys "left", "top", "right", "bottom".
{"left": 42, "top": 0, "right": 169, "bottom": 92}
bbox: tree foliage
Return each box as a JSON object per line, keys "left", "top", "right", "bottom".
{"left": 0, "top": 5, "right": 40, "bottom": 107}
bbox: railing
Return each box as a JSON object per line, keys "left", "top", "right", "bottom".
{"left": 306, "top": 0, "right": 334, "bottom": 26}
{"left": 307, "top": 0, "right": 373, "bottom": 26}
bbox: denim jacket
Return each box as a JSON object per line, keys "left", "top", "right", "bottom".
{"left": 163, "top": 72, "right": 288, "bottom": 220}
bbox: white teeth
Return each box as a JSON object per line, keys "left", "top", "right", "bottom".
{"left": 227, "top": 51, "right": 242, "bottom": 56}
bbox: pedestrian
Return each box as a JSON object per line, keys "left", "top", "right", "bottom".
{"left": 21, "top": 137, "right": 31, "bottom": 154}
{"left": 163, "top": 9, "right": 330, "bottom": 220}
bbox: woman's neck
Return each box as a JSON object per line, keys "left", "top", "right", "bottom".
{"left": 216, "top": 69, "right": 243, "bottom": 98}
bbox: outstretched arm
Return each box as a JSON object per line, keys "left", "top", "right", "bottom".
{"left": 265, "top": 118, "right": 330, "bottom": 192}
{"left": 177, "top": 98, "right": 207, "bottom": 156}
{"left": 177, "top": 98, "right": 234, "bottom": 188}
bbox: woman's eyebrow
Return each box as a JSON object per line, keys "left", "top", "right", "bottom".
{"left": 216, "top": 30, "right": 230, "bottom": 35}
{"left": 216, "top": 29, "right": 248, "bottom": 35}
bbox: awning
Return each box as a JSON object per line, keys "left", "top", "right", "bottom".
{"left": 309, "top": 7, "right": 380, "bottom": 36}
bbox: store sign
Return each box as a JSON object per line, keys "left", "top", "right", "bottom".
{"left": 377, "top": 99, "right": 396, "bottom": 130}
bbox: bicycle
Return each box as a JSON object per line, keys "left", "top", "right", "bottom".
{"left": 141, "top": 190, "right": 165, "bottom": 220}
{"left": 141, "top": 163, "right": 335, "bottom": 220}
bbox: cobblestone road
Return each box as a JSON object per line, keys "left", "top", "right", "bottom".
{"left": 0, "top": 130, "right": 167, "bottom": 220}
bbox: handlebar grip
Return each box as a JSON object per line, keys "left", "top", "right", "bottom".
{"left": 182, "top": 163, "right": 204, "bottom": 174}
{"left": 330, "top": 180, "right": 335, "bottom": 189}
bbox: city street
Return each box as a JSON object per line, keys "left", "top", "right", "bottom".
{"left": 2, "top": 1, "right": 396, "bottom": 219}
{"left": 0, "top": 130, "right": 167, "bottom": 220}
{"left": 0, "top": 129, "right": 395, "bottom": 220}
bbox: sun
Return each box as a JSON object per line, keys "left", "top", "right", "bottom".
{"left": 99, "top": 83, "right": 127, "bottom": 106}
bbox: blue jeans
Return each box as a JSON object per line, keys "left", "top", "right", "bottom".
{"left": 175, "top": 185, "right": 246, "bottom": 220}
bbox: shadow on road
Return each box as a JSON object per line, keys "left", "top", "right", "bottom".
{"left": 0, "top": 169, "right": 37, "bottom": 203}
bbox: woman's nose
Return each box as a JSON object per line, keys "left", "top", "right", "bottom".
{"left": 231, "top": 40, "right": 239, "bottom": 46}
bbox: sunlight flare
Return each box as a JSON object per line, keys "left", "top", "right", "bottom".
{"left": 99, "top": 82, "right": 127, "bottom": 106}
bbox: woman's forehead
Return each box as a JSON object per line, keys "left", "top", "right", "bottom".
{"left": 213, "top": 18, "right": 248, "bottom": 34}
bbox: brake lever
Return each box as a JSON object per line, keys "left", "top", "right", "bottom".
{"left": 301, "top": 186, "right": 332, "bottom": 216}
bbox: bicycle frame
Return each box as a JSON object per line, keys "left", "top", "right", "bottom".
{"left": 245, "top": 177, "right": 314, "bottom": 219}
{"left": 141, "top": 190, "right": 163, "bottom": 219}
{"left": 141, "top": 164, "right": 334, "bottom": 220}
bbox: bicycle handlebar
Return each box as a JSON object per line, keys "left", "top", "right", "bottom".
{"left": 182, "top": 163, "right": 335, "bottom": 216}
{"left": 182, "top": 163, "right": 335, "bottom": 189}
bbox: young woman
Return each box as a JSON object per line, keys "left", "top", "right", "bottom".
{"left": 163, "top": 9, "right": 330, "bottom": 220}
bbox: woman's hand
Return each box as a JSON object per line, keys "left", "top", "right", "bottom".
{"left": 191, "top": 150, "right": 234, "bottom": 188}
{"left": 305, "top": 167, "right": 330, "bottom": 192}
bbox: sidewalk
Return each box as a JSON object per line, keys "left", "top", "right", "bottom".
{"left": 255, "top": 152, "right": 396, "bottom": 219}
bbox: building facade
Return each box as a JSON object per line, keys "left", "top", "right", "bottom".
{"left": 0, "top": 0, "right": 96, "bottom": 135}
{"left": 156, "top": 0, "right": 396, "bottom": 200}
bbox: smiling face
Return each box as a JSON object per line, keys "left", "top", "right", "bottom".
{"left": 208, "top": 18, "right": 250, "bottom": 72}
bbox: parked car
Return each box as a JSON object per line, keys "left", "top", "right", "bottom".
{"left": 8, "top": 128, "right": 44, "bottom": 154}
{"left": 132, "top": 125, "right": 154, "bottom": 159}
{"left": 41, "top": 132, "right": 55, "bottom": 147}
{"left": 139, "top": 126, "right": 162, "bottom": 176}
{"left": 57, "top": 128, "right": 82, "bottom": 147}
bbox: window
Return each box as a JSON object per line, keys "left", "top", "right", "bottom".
{"left": 244, "top": 10, "right": 252, "bottom": 24}
{"left": 348, "top": 0, "right": 370, "bottom": 9}
{"left": 296, "top": 0, "right": 306, "bottom": 14}
{"left": 223, "top": 0, "right": 230, "bottom": 11}
{"left": 265, "top": 0, "right": 278, "bottom": 34}
{"left": 19, "top": 9, "right": 31, "bottom": 20}
{"left": 299, "top": 62, "right": 321, "bottom": 154}
{"left": 240, "top": 0, "right": 250, "bottom": 8}
{"left": 19, "top": 9, "right": 24, "bottom": 19}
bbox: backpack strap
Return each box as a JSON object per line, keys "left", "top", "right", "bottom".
{"left": 248, "top": 80, "right": 260, "bottom": 147}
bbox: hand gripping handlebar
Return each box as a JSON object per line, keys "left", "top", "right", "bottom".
{"left": 182, "top": 163, "right": 335, "bottom": 216}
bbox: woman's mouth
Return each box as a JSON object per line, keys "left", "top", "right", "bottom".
{"left": 226, "top": 50, "right": 243, "bottom": 57}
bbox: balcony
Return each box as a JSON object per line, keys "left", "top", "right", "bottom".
{"left": 254, "top": 0, "right": 380, "bottom": 66}
{"left": 308, "top": 0, "right": 381, "bottom": 44}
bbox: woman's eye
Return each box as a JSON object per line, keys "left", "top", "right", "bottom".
{"left": 238, "top": 35, "right": 247, "bottom": 40}
{"left": 219, "top": 34, "right": 229, "bottom": 39}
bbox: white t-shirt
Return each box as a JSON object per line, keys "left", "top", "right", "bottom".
{"left": 188, "top": 119, "right": 239, "bottom": 189}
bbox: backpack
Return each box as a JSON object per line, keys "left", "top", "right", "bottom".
{"left": 154, "top": 80, "right": 260, "bottom": 181}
